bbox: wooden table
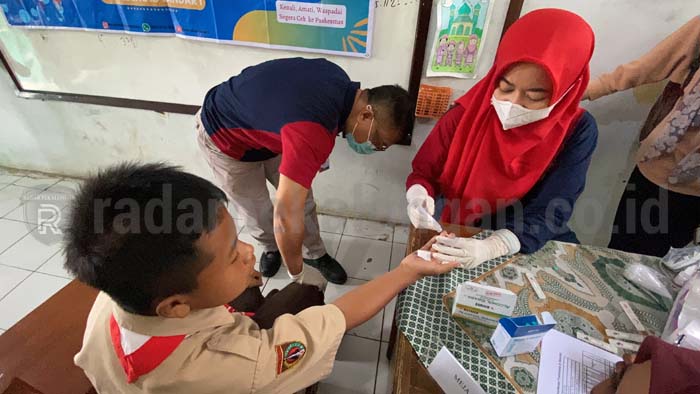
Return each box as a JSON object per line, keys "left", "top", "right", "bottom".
{"left": 389, "top": 224, "right": 481, "bottom": 394}
{"left": 0, "top": 280, "right": 98, "bottom": 394}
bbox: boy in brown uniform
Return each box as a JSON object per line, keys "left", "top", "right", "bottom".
{"left": 66, "top": 163, "right": 458, "bottom": 394}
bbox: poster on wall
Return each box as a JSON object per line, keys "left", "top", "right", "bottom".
{"left": 0, "top": 0, "right": 373, "bottom": 57}
{"left": 427, "top": 0, "right": 492, "bottom": 78}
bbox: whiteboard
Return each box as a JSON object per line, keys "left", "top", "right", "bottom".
{"left": 0, "top": 2, "right": 419, "bottom": 105}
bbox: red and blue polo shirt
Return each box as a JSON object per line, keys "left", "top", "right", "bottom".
{"left": 200, "top": 57, "right": 360, "bottom": 189}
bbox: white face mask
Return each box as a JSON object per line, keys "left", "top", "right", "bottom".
{"left": 490, "top": 82, "right": 577, "bottom": 130}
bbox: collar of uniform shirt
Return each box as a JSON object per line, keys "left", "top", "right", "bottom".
{"left": 111, "top": 295, "right": 237, "bottom": 337}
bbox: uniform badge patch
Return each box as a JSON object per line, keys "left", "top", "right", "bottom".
{"left": 276, "top": 341, "right": 306, "bottom": 375}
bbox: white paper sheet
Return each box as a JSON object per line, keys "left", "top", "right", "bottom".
{"left": 428, "top": 346, "right": 486, "bottom": 394}
{"left": 537, "top": 330, "right": 622, "bottom": 394}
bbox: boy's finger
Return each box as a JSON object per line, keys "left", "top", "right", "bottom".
{"left": 433, "top": 261, "right": 460, "bottom": 273}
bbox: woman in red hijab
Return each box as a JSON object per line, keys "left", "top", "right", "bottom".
{"left": 406, "top": 9, "right": 598, "bottom": 267}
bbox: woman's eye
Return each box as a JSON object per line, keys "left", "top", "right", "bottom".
{"left": 527, "top": 95, "right": 547, "bottom": 102}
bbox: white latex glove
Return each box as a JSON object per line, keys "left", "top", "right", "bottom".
{"left": 431, "top": 229, "right": 521, "bottom": 269}
{"left": 288, "top": 264, "right": 328, "bottom": 292}
{"left": 406, "top": 184, "right": 442, "bottom": 231}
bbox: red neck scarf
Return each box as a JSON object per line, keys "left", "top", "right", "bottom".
{"left": 439, "top": 9, "right": 595, "bottom": 225}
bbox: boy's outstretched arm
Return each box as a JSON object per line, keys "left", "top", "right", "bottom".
{"left": 333, "top": 236, "right": 459, "bottom": 330}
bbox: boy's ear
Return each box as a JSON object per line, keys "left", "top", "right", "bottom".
{"left": 155, "top": 295, "right": 192, "bottom": 318}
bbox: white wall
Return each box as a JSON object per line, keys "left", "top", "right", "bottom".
{"left": 1, "top": 1, "right": 698, "bottom": 243}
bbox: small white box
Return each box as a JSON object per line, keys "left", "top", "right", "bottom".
{"left": 451, "top": 282, "right": 517, "bottom": 327}
{"left": 490, "top": 313, "right": 557, "bottom": 357}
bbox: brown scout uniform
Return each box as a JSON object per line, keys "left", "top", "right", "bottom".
{"left": 75, "top": 292, "right": 345, "bottom": 393}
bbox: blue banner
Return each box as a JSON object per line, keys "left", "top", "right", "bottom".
{"left": 0, "top": 0, "right": 373, "bottom": 57}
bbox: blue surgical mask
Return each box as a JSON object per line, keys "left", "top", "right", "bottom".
{"left": 347, "top": 116, "right": 377, "bottom": 155}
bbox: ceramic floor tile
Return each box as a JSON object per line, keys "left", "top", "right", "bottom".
{"left": 12, "top": 176, "right": 61, "bottom": 190}
{"left": 325, "top": 278, "right": 382, "bottom": 341}
{"left": 393, "top": 225, "right": 410, "bottom": 244}
{"left": 0, "top": 264, "right": 32, "bottom": 300}
{"left": 234, "top": 218, "right": 246, "bottom": 235}
{"left": 320, "top": 232, "right": 342, "bottom": 258}
{"left": 343, "top": 219, "right": 393, "bottom": 242}
{"left": 48, "top": 179, "right": 82, "bottom": 196}
{"left": 2, "top": 205, "right": 32, "bottom": 224}
{"left": 5, "top": 204, "right": 68, "bottom": 226}
{"left": 0, "top": 219, "right": 35, "bottom": 255}
{"left": 374, "top": 342, "right": 393, "bottom": 394}
{"left": 226, "top": 204, "right": 242, "bottom": 220}
{"left": 0, "top": 174, "right": 23, "bottom": 185}
{"left": 0, "top": 185, "right": 34, "bottom": 217}
{"left": 381, "top": 298, "right": 397, "bottom": 343}
{"left": 318, "top": 214, "right": 347, "bottom": 234}
{"left": 390, "top": 243, "right": 407, "bottom": 271}
{"left": 380, "top": 243, "right": 406, "bottom": 342}
{"left": 37, "top": 251, "right": 72, "bottom": 279}
{"left": 3, "top": 186, "right": 73, "bottom": 225}
{"left": 0, "top": 272, "right": 70, "bottom": 330}
{"left": 317, "top": 335, "right": 380, "bottom": 394}
{"left": 0, "top": 225, "right": 62, "bottom": 271}
{"left": 335, "top": 236, "right": 392, "bottom": 281}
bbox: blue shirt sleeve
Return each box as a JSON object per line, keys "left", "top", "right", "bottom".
{"left": 499, "top": 111, "right": 599, "bottom": 253}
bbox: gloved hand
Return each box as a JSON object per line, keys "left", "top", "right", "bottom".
{"left": 288, "top": 264, "right": 328, "bottom": 292}
{"left": 431, "top": 229, "right": 521, "bottom": 269}
{"left": 406, "top": 184, "right": 442, "bottom": 231}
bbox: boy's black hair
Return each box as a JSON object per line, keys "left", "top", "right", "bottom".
{"left": 367, "top": 85, "right": 416, "bottom": 144}
{"left": 64, "top": 162, "right": 228, "bottom": 315}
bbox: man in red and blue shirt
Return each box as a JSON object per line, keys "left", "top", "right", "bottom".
{"left": 196, "top": 58, "right": 414, "bottom": 285}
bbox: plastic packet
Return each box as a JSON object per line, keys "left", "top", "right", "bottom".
{"left": 661, "top": 245, "right": 700, "bottom": 271}
{"left": 662, "top": 269, "right": 700, "bottom": 350}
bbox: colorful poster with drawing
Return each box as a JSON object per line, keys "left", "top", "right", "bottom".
{"left": 0, "top": 0, "right": 373, "bottom": 57}
{"left": 427, "top": 0, "right": 492, "bottom": 78}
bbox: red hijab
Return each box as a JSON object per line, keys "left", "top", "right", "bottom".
{"left": 439, "top": 9, "right": 595, "bottom": 225}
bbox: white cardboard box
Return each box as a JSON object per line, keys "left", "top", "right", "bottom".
{"left": 451, "top": 282, "right": 517, "bottom": 327}
{"left": 490, "top": 312, "right": 557, "bottom": 357}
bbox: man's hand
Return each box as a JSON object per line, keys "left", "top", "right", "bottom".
{"left": 288, "top": 264, "right": 328, "bottom": 291}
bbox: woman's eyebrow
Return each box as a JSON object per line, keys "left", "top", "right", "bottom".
{"left": 500, "top": 77, "right": 514, "bottom": 86}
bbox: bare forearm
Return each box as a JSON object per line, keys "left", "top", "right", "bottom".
{"left": 587, "top": 16, "right": 700, "bottom": 101}
{"left": 333, "top": 266, "right": 420, "bottom": 330}
{"left": 274, "top": 210, "right": 305, "bottom": 275}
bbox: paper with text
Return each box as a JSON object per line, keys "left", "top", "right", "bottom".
{"left": 537, "top": 330, "right": 622, "bottom": 394}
